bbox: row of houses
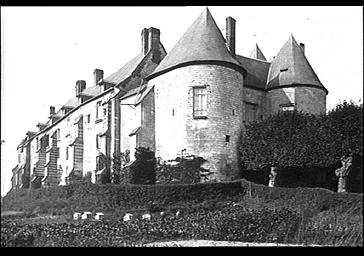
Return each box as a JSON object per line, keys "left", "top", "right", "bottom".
{"left": 11, "top": 8, "right": 328, "bottom": 189}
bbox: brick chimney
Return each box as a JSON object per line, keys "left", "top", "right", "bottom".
{"left": 141, "top": 28, "right": 149, "bottom": 55}
{"left": 50, "top": 106, "right": 55, "bottom": 116}
{"left": 226, "top": 17, "right": 236, "bottom": 55}
{"left": 300, "top": 43, "right": 305, "bottom": 54}
{"left": 93, "top": 69, "right": 104, "bottom": 86}
{"left": 75, "top": 80, "right": 86, "bottom": 97}
{"left": 148, "top": 27, "right": 160, "bottom": 53}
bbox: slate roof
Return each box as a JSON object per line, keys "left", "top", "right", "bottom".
{"left": 235, "top": 55, "right": 270, "bottom": 90}
{"left": 250, "top": 44, "right": 267, "bottom": 61}
{"left": 103, "top": 53, "right": 144, "bottom": 85}
{"left": 267, "top": 35, "right": 327, "bottom": 93}
{"left": 63, "top": 97, "right": 80, "bottom": 108}
{"left": 149, "top": 8, "right": 242, "bottom": 78}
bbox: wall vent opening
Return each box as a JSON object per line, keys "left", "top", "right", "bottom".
{"left": 225, "top": 135, "right": 230, "bottom": 143}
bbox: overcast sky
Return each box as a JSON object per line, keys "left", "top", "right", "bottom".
{"left": 1, "top": 6, "right": 363, "bottom": 196}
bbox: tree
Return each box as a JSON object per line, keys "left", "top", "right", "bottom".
{"left": 111, "top": 151, "right": 130, "bottom": 184}
{"left": 240, "top": 110, "right": 325, "bottom": 187}
{"left": 129, "top": 147, "right": 156, "bottom": 185}
{"left": 240, "top": 101, "right": 363, "bottom": 192}
{"left": 326, "top": 101, "right": 363, "bottom": 192}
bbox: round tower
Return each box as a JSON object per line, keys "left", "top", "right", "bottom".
{"left": 267, "top": 35, "right": 328, "bottom": 115}
{"left": 146, "top": 8, "right": 246, "bottom": 181}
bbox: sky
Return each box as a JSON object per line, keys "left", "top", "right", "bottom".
{"left": 1, "top": 6, "right": 363, "bottom": 196}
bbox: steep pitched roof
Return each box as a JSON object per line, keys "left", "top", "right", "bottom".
{"left": 235, "top": 55, "right": 270, "bottom": 90}
{"left": 149, "top": 8, "right": 243, "bottom": 79}
{"left": 103, "top": 53, "right": 144, "bottom": 85}
{"left": 250, "top": 44, "right": 267, "bottom": 61}
{"left": 267, "top": 35, "right": 328, "bottom": 93}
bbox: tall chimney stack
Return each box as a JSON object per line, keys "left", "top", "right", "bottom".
{"left": 75, "top": 80, "right": 86, "bottom": 97}
{"left": 148, "top": 27, "right": 160, "bottom": 53}
{"left": 226, "top": 17, "right": 236, "bottom": 55}
{"left": 93, "top": 69, "right": 104, "bottom": 86}
{"left": 141, "top": 28, "right": 149, "bottom": 55}
{"left": 300, "top": 43, "right": 305, "bottom": 54}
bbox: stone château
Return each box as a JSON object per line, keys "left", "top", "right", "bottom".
{"left": 11, "top": 8, "right": 328, "bottom": 189}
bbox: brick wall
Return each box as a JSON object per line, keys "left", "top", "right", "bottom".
{"left": 151, "top": 64, "right": 244, "bottom": 181}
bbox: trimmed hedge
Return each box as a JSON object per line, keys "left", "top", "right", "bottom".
{"left": 3, "top": 179, "right": 362, "bottom": 218}
{"left": 2, "top": 180, "right": 244, "bottom": 214}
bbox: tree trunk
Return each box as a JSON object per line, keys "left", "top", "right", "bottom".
{"left": 335, "top": 155, "right": 353, "bottom": 193}
{"left": 268, "top": 166, "right": 278, "bottom": 187}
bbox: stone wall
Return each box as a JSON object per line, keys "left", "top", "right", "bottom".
{"left": 138, "top": 88, "right": 155, "bottom": 152}
{"left": 295, "top": 87, "right": 327, "bottom": 114}
{"left": 243, "top": 87, "right": 268, "bottom": 121}
{"left": 267, "top": 86, "right": 326, "bottom": 115}
{"left": 267, "top": 87, "right": 296, "bottom": 115}
{"left": 151, "top": 64, "right": 244, "bottom": 181}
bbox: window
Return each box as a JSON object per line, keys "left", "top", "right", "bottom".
{"left": 66, "top": 147, "right": 69, "bottom": 160}
{"left": 96, "top": 135, "right": 100, "bottom": 149}
{"left": 193, "top": 87, "right": 208, "bottom": 118}
{"left": 280, "top": 103, "right": 295, "bottom": 112}
{"left": 87, "top": 114, "right": 91, "bottom": 123}
{"left": 245, "top": 102, "right": 258, "bottom": 124}
{"left": 36, "top": 138, "right": 40, "bottom": 150}
{"left": 172, "top": 109, "right": 175, "bottom": 116}
{"left": 42, "top": 134, "right": 49, "bottom": 148}
{"left": 18, "top": 153, "right": 21, "bottom": 163}
{"left": 56, "top": 128, "right": 60, "bottom": 141}
{"left": 96, "top": 101, "right": 102, "bottom": 119}
{"left": 225, "top": 135, "right": 231, "bottom": 143}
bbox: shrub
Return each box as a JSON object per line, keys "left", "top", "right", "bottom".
{"left": 129, "top": 147, "right": 156, "bottom": 185}
{"left": 156, "top": 155, "right": 212, "bottom": 184}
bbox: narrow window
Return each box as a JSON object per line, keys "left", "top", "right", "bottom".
{"left": 172, "top": 109, "right": 175, "bottom": 116}
{"left": 225, "top": 135, "right": 231, "bottom": 143}
{"left": 56, "top": 128, "right": 60, "bottom": 141}
{"left": 96, "top": 101, "right": 101, "bottom": 119}
{"left": 42, "top": 135, "right": 49, "bottom": 148}
{"left": 87, "top": 114, "right": 91, "bottom": 123}
{"left": 193, "top": 87, "right": 208, "bottom": 118}
{"left": 36, "top": 138, "right": 40, "bottom": 150}
{"left": 232, "top": 109, "right": 235, "bottom": 116}
{"left": 18, "top": 153, "right": 21, "bottom": 163}
{"left": 96, "top": 135, "right": 100, "bottom": 149}
{"left": 66, "top": 147, "right": 69, "bottom": 160}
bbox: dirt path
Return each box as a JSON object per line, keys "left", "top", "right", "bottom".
{"left": 144, "top": 240, "right": 324, "bottom": 247}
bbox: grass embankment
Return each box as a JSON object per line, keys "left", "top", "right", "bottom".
{"left": 1, "top": 179, "right": 362, "bottom": 246}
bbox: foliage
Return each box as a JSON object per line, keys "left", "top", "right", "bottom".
{"left": 325, "top": 101, "right": 363, "bottom": 159}
{"left": 156, "top": 155, "right": 213, "bottom": 184}
{"left": 240, "top": 101, "right": 363, "bottom": 170}
{"left": 1, "top": 202, "right": 361, "bottom": 247}
{"left": 129, "top": 147, "right": 156, "bottom": 185}
{"left": 111, "top": 151, "right": 131, "bottom": 184}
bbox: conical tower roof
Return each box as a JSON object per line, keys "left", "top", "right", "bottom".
{"left": 250, "top": 44, "right": 267, "bottom": 61}
{"left": 147, "top": 8, "right": 245, "bottom": 80}
{"left": 267, "top": 35, "right": 328, "bottom": 94}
